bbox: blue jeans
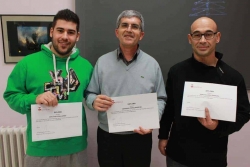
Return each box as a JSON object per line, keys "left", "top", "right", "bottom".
{"left": 167, "top": 156, "right": 188, "bottom": 167}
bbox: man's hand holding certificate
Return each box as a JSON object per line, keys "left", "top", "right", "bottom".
{"left": 181, "top": 82, "right": 237, "bottom": 122}
{"left": 107, "top": 93, "right": 159, "bottom": 133}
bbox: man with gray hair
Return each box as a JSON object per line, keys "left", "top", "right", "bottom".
{"left": 85, "top": 10, "right": 166, "bottom": 167}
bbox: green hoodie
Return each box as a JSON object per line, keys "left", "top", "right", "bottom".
{"left": 3, "top": 43, "right": 93, "bottom": 156}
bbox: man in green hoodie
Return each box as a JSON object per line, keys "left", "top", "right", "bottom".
{"left": 3, "top": 9, "right": 93, "bottom": 167}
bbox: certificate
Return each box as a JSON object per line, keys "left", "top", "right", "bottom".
{"left": 31, "top": 102, "right": 82, "bottom": 141}
{"left": 107, "top": 93, "right": 159, "bottom": 133}
{"left": 181, "top": 82, "right": 237, "bottom": 122}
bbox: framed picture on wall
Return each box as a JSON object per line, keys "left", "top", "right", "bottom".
{"left": 1, "top": 15, "right": 53, "bottom": 63}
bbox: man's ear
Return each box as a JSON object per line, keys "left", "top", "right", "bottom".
{"left": 188, "top": 34, "right": 192, "bottom": 44}
{"left": 139, "top": 31, "right": 145, "bottom": 41}
{"left": 76, "top": 32, "right": 80, "bottom": 41}
{"left": 50, "top": 27, "right": 53, "bottom": 38}
{"left": 115, "top": 29, "right": 119, "bottom": 38}
{"left": 216, "top": 32, "right": 221, "bottom": 43}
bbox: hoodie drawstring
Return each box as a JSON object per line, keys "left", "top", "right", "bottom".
{"left": 52, "top": 54, "right": 70, "bottom": 96}
{"left": 66, "top": 56, "right": 70, "bottom": 95}
{"left": 52, "top": 54, "right": 58, "bottom": 81}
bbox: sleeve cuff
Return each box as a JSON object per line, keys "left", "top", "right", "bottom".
{"left": 86, "top": 93, "right": 97, "bottom": 110}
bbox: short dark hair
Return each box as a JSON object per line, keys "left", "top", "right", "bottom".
{"left": 52, "top": 9, "right": 80, "bottom": 32}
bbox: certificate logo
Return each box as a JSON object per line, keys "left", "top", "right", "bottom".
{"left": 190, "top": 84, "right": 201, "bottom": 88}
{"left": 37, "top": 106, "right": 50, "bottom": 111}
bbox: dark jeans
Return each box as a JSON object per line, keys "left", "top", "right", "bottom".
{"left": 167, "top": 156, "right": 188, "bottom": 167}
{"left": 97, "top": 127, "right": 152, "bottom": 167}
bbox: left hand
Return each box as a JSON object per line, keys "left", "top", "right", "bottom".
{"left": 134, "top": 126, "right": 153, "bottom": 135}
{"left": 197, "top": 107, "right": 219, "bottom": 130}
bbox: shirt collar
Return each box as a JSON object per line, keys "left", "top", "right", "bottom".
{"left": 191, "top": 51, "right": 223, "bottom": 67}
{"left": 117, "top": 45, "right": 140, "bottom": 65}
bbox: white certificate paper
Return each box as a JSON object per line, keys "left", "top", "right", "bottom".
{"left": 181, "top": 82, "right": 237, "bottom": 122}
{"left": 31, "top": 102, "right": 82, "bottom": 141}
{"left": 107, "top": 93, "right": 159, "bottom": 133}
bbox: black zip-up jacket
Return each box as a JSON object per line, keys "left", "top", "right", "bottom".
{"left": 159, "top": 52, "right": 250, "bottom": 167}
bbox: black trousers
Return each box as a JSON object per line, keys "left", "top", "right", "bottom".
{"left": 97, "top": 127, "right": 152, "bottom": 167}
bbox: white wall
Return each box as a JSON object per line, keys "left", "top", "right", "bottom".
{"left": 0, "top": 1, "right": 250, "bottom": 167}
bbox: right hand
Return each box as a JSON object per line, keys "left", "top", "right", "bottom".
{"left": 36, "top": 91, "right": 58, "bottom": 107}
{"left": 158, "top": 139, "right": 168, "bottom": 156}
{"left": 93, "top": 95, "right": 113, "bottom": 111}
{"left": 134, "top": 126, "right": 153, "bottom": 135}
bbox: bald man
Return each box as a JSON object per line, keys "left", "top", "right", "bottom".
{"left": 158, "top": 17, "right": 250, "bottom": 167}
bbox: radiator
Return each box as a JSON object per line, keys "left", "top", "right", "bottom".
{"left": 0, "top": 126, "right": 27, "bottom": 167}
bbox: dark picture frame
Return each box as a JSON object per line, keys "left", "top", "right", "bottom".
{"left": 1, "top": 15, "right": 53, "bottom": 63}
